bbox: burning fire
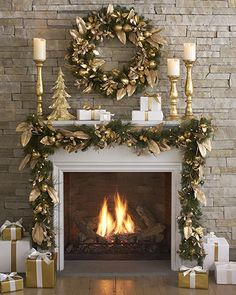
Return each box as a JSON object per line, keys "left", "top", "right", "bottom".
{"left": 96, "top": 193, "right": 135, "bottom": 237}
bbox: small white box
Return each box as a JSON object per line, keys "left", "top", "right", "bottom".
{"left": 77, "top": 109, "right": 106, "bottom": 121}
{"left": 132, "top": 111, "right": 163, "bottom": 122}
{"left": 100, "top": 111, "right": 112, "bottom": 122}
{"left": 140, "top": 96, "right": 161, "bottom": 112}
{"left": 215, "top": 262, "right": 236, "bottom": 284}
{"left": 148, "top": 111, "right": 163, "bottom": 121}
{"left": 203, "top": 237, "right": 229, "bottom": 270}
{"left": 203, "top": 232, "right": 218, "bottom": 244}
{"left": 0, "top": 237, "right": 31, "bottom": 272}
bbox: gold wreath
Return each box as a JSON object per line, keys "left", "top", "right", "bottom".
{"left": 66, "top": 4, "right": 166, "bottom": 100}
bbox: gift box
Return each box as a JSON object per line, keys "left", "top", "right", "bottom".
{"left": 0, "top": 237, "right": 31, "bottom": 273}
{"left": 100, "top": 111, "right": 112, "bottom": 122}
{"left": 203, "top": 231, "right": 218, "bottom": 243}
{"left": 203, "top": 237, "right": 229, "bottom": 270}
{"left": 140, "top": 95, "right": 161, "bottom": 112}
{"left": 215, "top": 262, "right": 236, "bottom": 284}
{"left": 178, "top": 266, "right": 208, "bottom": 289}
{"left": 0, "top": 273, "right": 23, "bottom": 293}
{"left": 132, "top": 110, "right": 163, "bottom": 121}
{"left": 0, "top": 219, "right": 24, "bottom": 241}
{"left": 77, "top": 109, "right": 106, "bottom": 121}
{"left": 26, "top": 249, "right": 57, "bottom": 288}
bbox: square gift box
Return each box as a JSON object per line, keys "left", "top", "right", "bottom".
{"left": 77, "top": 109, "right": 106, "bottom": 121}
{"left": 140, "top": 95, "right": 162, "bottom": 112}
{"left": 0, "top": 220, "right": 24, "bottom": 241}
{"left": 0, "top": 273, "right": 23, "bottom": 293}
{"left": 0, "top": 237, "right": 31, "bottom": 273}
{"left": 178, "top": 267, "right": 208, "bottom": 289}
{"left": 26, "top": 250, "right": 57, "bottom": 288}
{"left": 132, "top": 110, "right": 163, "bottom": 122}
{"left": 203, "top": 237, "right": 229, "bottom": 270}
{"left": 215, "top": 262, "right": 236, "bottom": 284}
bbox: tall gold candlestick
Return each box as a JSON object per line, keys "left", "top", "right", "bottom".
{"left": 183, "top": 60, "right": 195, "bottom": 120}
{"left": 34, "top": 60, "right": 44, "bottom": 118}
{"left": 166, "top": 75, "right": 180, "bottom": 121}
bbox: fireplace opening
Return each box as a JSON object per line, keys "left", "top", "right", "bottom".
{"left": 64, "top": 172, "right": 171, "bottom": 260}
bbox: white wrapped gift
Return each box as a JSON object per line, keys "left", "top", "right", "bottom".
{"left": 203, "top": 232, "right": 218, "bottom": 243}
{"left": 140, "top": 95, "right": 161, "bottom": 112}
{"left": 77, "top": 109, "right": 106, "bottom": 121}
{"left": 99, "top": 111, "right": 112, "bottom": 122}
{"left": 132, "top": 110, "right": 163, "bottom": 122}
{"left": 0, "top": 237, "right": 31, "bottom": 273}
{"left": 203, "top": 237, "right": 229, "bottom": 270}
{"left": 215, "top": 262, "right": 236, "bottom": 284}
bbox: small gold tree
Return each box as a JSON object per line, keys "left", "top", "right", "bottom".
{"left": 47, "top": 68, "right": 75, "bottom": 121}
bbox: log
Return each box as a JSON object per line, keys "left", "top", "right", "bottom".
{"left": 129, "top": 207, "right": 147, "bottom": 232}
{"left": 136, "top": 206, "right": 156, "bottom": 227}
{"left": 139, "top": 223, "right": 165, "bottom": 241}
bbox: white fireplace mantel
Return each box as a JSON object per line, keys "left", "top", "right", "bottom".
{"left": 50, "top": 145, "right": 182, "bottom": 271}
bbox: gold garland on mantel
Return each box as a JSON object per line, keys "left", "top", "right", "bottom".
{"left": 66, "top": 4, "right": 166, "bottom": 100}
{"left": 16, "top": 116, "right": 213, "bottom": 265}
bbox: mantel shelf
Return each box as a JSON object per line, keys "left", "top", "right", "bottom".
{"left": 49, "top": 120, "right": 181, "bottom": 128}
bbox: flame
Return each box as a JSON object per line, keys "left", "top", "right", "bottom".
{"left": 96, "top": 193, "right": 135, "bottom": 237}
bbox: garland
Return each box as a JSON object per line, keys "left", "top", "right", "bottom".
{"left": 16, "top": 116, "right": 213, "bottom": 264}
{"left": 66, "top": 4, "right": 166, "bottom": 100}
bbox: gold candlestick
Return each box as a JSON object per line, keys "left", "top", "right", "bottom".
{"left": 183, "top": 60, "right": 195, "bottom": 120}
{"left": 166, "top": 75, "right": 180, "bottom": 121}
{"left": 34, "top": 60, "right": 44, "bottom": 118}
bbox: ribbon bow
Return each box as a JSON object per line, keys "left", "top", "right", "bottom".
{"left": 180, "top": 265, "right": 206, "bottom": 277}
{"left": 144, "top": 92, "right": 161, "bottom": 103}
{"left": 83, "top": 104, "right": 101, "bottom": 110}
{"left": 0, "top": 219, "right": 24, "bottom": 233}
{"left": 0, "top": 272, "right": 19, "bottom": 282}
{"left": 28, "top": 248, "right": 52, "bottom": 265}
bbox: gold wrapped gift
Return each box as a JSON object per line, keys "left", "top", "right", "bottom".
{"left": 0, "top": 220, "right": 24, "bottom": 241}
{"left": 178, "top": 266, "right": 208, "bottom": 289}
{"left": 0, "top": 273, "right": 23, "bottom": 293}
{"left": 26, "top": 249, "right": 57, "bottom": 288}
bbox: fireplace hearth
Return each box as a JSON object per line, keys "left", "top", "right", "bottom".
{"left": 64, "top": 172, "right": 171, "bottom": 260}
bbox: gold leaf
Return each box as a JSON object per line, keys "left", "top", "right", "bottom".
{"left": 159, "top": 141, "right": 171, "bottom": 152}
{"left": 83, "top": 82, "right": 93, "bottom": 93}
{"left": 127, "top": 84, "right": 136, "bottom": 97}
{"left": 47, "top": 186, "right": 59, "bottom": 204}
{"left": 202, "top": 138, "right": 212, "bottom": 152}
{"left": 21, "top": 130, "right": 32, "bottom": 147}
{"left": 184, "top": 226, "right": 193, "bottom": 240}
{"left": 76, "top": 16, "right": 87, "bottom": 35}
{"left": 151, "top": 33, "right": 167, "bottom": 45}
{"left": 128, "top": 32, "right": 138, "bottom": 45}
{"left": 91, "top": 58, "right": 106, "bottom": 68}
{"left": 19, "top": 154, "right": 31, "bottom": 171}
{"left": 60, "top": 129, "right": 74, "bottom": 137}
{"left": 70, "top": 29, "right": 81, "bottom": 40}
{"left": 40, "top": 136, "right": 51, "bottom": 145}
{"left": 16, "top": 122, "right": 30, "bottom": 132}
{"left": 32, "top": 222, "right": 44, "bottom": 246}
{"left": 150, "top": 27, "right": 162, "bottom": 34}
{"left": 30, "top": 159, "right": 38, "bottom": 169}
{"left": 116, "top": 30, "right": 126, "bottom": 44}
{"left": 107, "top": 4, "right": 114, "bottom": 14}
{"left": 29, "top": 188, "right": 41, "bottom": 202}
{"left": 148, "top": 139, "right": 160, "bottom": 156}
{"left": 117, "top": 88, "right": 127, "bottom": 101}
{"left": 194, "top": 187, "right": 207, "bottom": 206}
{"left": 127, "top": 9, "right": 135, "bottom": 20}
{"left": 146, "top": 38, "right": 160, "bottom": 49}
{"left": 146, "top": 70, "right": 158, "bottom": 88}
{"left": 72, "top": 131, "right": 90, "bottom": 140}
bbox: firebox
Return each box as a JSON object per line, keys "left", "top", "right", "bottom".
{"left": 64, "top": 172, "right": 171, "bottom": 260}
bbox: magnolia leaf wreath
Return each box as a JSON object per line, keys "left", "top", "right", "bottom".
{"left": 66, "top": 4, "right": 166, "bottom": 100}
{"left": 16, "top": 116, "right": 213, "bottom": 265}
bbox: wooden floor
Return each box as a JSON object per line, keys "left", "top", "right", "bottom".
{"left": 22, "top": 275, "right": 236, "bottom": 295}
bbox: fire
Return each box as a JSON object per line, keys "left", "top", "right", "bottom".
{"left": 96, "top": 193, "right": 135, "bottom": 237}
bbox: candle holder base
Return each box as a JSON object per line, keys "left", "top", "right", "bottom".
{"left": 166, "top": 114, "right": 180, "bottom": 121}
{"left": 182, "top": 114, "right": 195, "bottom": 120}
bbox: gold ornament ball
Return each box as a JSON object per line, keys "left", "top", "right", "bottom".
{"left": 144, "top": 31, "right": 152, "bottom": 38}
{"left": 149, "top": 60, "right": 157, "bottom": 69}
{"left": 123, "top": 24, "right": 132, "bottom": 32}
{"left": 32, "top": 151, "right": 40, "bottom": 158}
{"left": 86, "top": 23, "right": 92, "bottom": 30}
{"left": 49, "top": 137, "right": 56, "bottom": 144}
{"left": 148, "top": 49, "right": 156, "bottom": 57}
{"left": 41, "top": 183, "right": 48, "bottom": 192}
{"left": 130, "top": 79, "right": 136, "bottom": 86}
{"left": 35, "top": 205, "right": 43, "bottom": 213}
{"left": 114, "top": 24, "right": 123, "bottom": 32}
{"left": 121, "top": 78, "right": 129, "bottom": 85}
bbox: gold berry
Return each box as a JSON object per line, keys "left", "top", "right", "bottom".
{"left": 149, "top": 60, "right": 157, "bottom": 69}
{"left": 123, "top": 24, "right": 132, "bottom": 32}
{"left": 121, "top": 78, "right": 129, "bottom": 85}
{"left": 144, "top": 31, "right": 152, "bottom": 38}
{"left": 114, "top": 24, "right": 123, "bottom": 32}
{"left": 41, "top": 183, "right": 48, "bottom": 192}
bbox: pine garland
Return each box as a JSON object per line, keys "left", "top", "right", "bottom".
{"left": 16, "top": 116, "right": 213, "bottom": 264}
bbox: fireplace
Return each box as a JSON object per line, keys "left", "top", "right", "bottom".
{"left": 64, "top": 172, "right": 171, "bottom": 260}
{"left": 50, "top": 145, "right": 182, "bottom": 270}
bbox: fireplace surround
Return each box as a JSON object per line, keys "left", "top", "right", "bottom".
{"left": 50, "top": 145, "right": 182, "bottom": 271}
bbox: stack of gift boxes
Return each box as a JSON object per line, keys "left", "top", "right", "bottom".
{"left": 77, "top": 106, "right": 113, "bottom": 122}
{"left": 132, "top": 95, "right": 163, "bottom": 122}
{"left": 0, "top": 219, "right": 57, "bottom": 293}
{"left": 178, "top": 231, "right": 236, "bottom": 289}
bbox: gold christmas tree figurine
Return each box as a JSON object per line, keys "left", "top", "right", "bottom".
{"left": 47, "top": 67, "right": 75, "bottom": 121}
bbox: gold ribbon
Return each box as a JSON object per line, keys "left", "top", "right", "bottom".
{"left": 144, "top": 93, "right": 161, "bottom": 111}
{"left": 11, "top": 241, "right": 16, "bottom": 272}
{"left": 214, "top": 242, "right": 218, "bottom": 261}
{"left": 91, "top": 110, "right": 95, "bottom": 120}
{"left": 145, "top": 111, "right": 148, "bottom": 121}
{"left": 148, "top": 97, "right": 152, "bottom": 111}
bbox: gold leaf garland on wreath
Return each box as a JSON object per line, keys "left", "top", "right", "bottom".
{"left": 16, "top": 116, "right": 213, "bottom": 265}
{"left": 66, "top": 4, "right": 166, "bottom": 100}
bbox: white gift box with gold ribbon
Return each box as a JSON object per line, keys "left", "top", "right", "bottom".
{"left": 140, "top": 95, "right": 162, "bottom": 112}
{"left": 215, "top": 262, "right": 236, "bottom": 284}
{"left": 77, "top": 109, "right": 106, "bottom": 121}
{"left": 132, "top": 110, "right": 163, "bottom": 122}
{"left": 203, "top": 237, "right": 229, "bottom": 270}
{"left": 0, "top": 237, "right": 31, "bottom": 273}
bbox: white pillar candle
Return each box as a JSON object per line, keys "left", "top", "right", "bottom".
{"left": 183, "top": 43, "right": 196, "bottom": 61}
{"left": 33, "top": 38, "right": 46, "bottom": 61}
{"left": 167, "top": 58, "right": 180, "bottom": 76}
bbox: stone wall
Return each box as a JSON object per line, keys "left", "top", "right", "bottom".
{"left": 0, "top": 0, "right": 236, "bottom": 256}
